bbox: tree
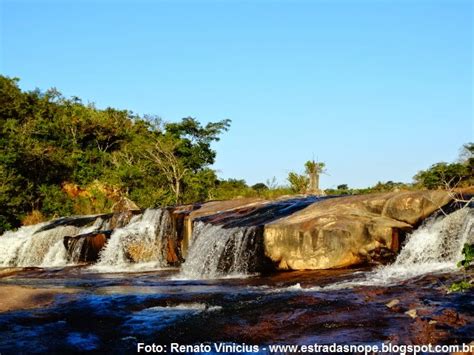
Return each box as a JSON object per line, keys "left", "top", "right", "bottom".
{"left": 287, "top": 172, "right": 309, "bottom": 194}
{"left": 0, "top": 75, "right": 233, "bottom": 229}
{"left": 145, "top": 137, "right": 188, "bottom": 204}
{"left": 251, "top": 183, "right": 268, "bottom": 191}
{"left": 287, "top": 160, "right": 326, "bottom": 195}
{"left": 414, "top": 162, "right": 471, "bottom": 189}
{"left": 164, "top": 117, "right": 231, "bottom": 172}
{"left": 305, "top": 160, "right": 325, "bottom": 194}
{"left": 414, "top": 143, "right": 473, "bottom": 190}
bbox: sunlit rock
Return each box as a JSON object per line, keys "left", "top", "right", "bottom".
{"left": 264, "top": 191, "right": 455, "bottom": 270}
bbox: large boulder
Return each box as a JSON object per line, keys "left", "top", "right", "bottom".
{"left": 264, "top": 190, "right": 453, "bottom": 270}
{"left": 111, "top": 197, "right": 140, "bottom": 213}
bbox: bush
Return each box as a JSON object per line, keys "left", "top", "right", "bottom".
{"left": 39, "top": 185, "right": 74, "bottom": 218}
{"left": 449, "top": 243, "right": 474, "bottom": 293}
{"left": 22, "top": 210, "right": 45, "bottom": 225}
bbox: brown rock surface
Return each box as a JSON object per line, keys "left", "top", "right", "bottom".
{"left": 111, "top": 197, "right": 140, "bottom": 213}
{"left": 264, "top": 190, "right": 453, "bottom": 270}
{"left": 64, "top": 231, "right": 111, "bottom": 262}
{"left": 0, "top": 285, "right": 77, "bottom": 312}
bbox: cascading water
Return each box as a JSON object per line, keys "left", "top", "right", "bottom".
{"left": 283, "top": 208, "right": 474, "bottom": 291}
{"left": 0, "top": 217, "right": 107, "bottom": 267}
{"left": 91, "top": 208, "right": 172, "bottom": 271}
{"left": 179, "top": 197, "right": 325, "bottom": 279}
{"left": 370, "top": 207, "right": 474, "bottom": 283}
{"left": 179, "top": 222, "right": 263, "bottom": 279}
{"left": 0, "top": 208, "right": 174, "bottom": 271}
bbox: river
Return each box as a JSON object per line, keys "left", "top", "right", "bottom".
{"left": 0, "top": 207, "right": 472, "bottom": 354}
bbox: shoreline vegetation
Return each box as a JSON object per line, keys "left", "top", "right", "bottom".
{"left": 1, "top": 75, "right": 473, "bottom": 234}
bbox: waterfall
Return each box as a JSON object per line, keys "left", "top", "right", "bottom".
{"left": 0, "top": 217, "right": 106, "bottom": 267}
{"left": 371, "top": 207, "right": 474, "bottom": 283}
{"left": 0, "top": 208, "right": 174, "bottom": 271}
{"left": 300, "top": 208, "right": 474, "bottom": 290}
{"left": 91, "top": 209, "right": 172, "bottom": 271}
{"left": 179, "top": 222, "right": 263, "bottom": 279}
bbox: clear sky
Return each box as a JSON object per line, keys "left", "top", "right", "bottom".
{"left": 1, "top": 0, "right": 472, "bottom": 188}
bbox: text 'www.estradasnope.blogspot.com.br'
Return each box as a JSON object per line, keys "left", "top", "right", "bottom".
{"left": 136, "top": 342, "right": 474, "bottom": 354}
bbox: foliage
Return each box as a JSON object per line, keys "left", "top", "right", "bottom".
{"left": 21, "top": 210, "right": 45, "bottom": 226}
{"left": 414, "top": 163, "right": 471, "bottom": 189}
{"left": 449, "top": 243, "right": 474, "bottom": 293}
{"left": 414, "top": 143, "right": 473, "bottom": 189}
{"left": 287, "top": 172, "right": 309, "bottom": 194}
{"left": 0, "top": 75, "right": 231, "bottom": 232}
{"left": 210, "top": 179, "right": 292, "bottom": 200}
{"left": 457, "top": 243, "right": 474, "bottom": 269}
{"left": 251, "top": 183, "right": 268, "bottom": 191}
{"left": 305, "top": 160, "right": 325, "bottom": 175}
{"left": 325, "top": 181, "right": 413, "bottom": 196}
{"left": 1, "top": 75, "right": 472, "bottom": 235}
{"left": 211, "top": 179, "right": 254, "bottom": 200}
{"left": 39, "top": 185, "right": 74, "bottom": 217}
{"left": 448, "top": 280, "right": 473, "bottom": 293}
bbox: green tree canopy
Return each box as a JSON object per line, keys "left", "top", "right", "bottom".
{"left": 0, "top": 75, "right": 231, "bottom": 231}
{"left": 414, "top": 144, "right": 473, "bottom": 189}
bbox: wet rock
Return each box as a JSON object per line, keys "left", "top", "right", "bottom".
{"left": 121, "top": 209, "right": 178, "bottom": 264}
{"left": 124, "top": 242, "right": 161, "bottom": 263}
{"left": 64, "top": 231, "right": 112, "bottom": 262}
{"left": 264, "top": 190, "right": 454, "bottom": 270}
{"left": 37, "top": 210, "right": 141, "bottom": 234}
{"left": 0, "top": 285, "right": 77, "bottom": 312}
{"left": 108, "top": 210, "right": 141, "bottom": 230}
{"left": 37, "top": 214, "right": 109, "bottom": 233}
{"left": 385, "top": 299, "right": 400, "bottom": 308}
{"left": 181, "top": 198, "right": 266, "bottom": 258}
{"left": 405, "top": 309, "right": 418, "bottom": 318}
{"left": 433, "top": 309, "right": 467, "bottom": 327}
{"left": 179, "top": 197, "right": 328, "bottom": 272}
{"left": 169, "top": 204, "right": 201, "bottom": 261}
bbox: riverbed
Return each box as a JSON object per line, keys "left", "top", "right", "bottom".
{"left": 0, "top": 266, "right": 472, "bottom": 354}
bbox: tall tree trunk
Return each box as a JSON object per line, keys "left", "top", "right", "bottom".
{"left": 175, "top": 179, "right": 180, "bottom": 204}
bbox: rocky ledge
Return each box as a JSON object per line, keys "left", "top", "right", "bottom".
{"left": 263, "top": 190, "right": 458, "bottom": 270}
{"left": 42, "top": 189, "right": 467, "bottom": 271}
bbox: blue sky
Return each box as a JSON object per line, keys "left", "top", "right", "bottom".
{"left": 1, "top": 0, "right": 472, "bottom": 188}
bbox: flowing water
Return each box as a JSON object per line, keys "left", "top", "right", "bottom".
{"left": 0, "top": 208, "right": 473, "bottom": 353}
{"left": 306, "top": 208, "right": 474, "bottom": 291}
{"left": 92, "top": 208, "right": 172, "bottom": 272}
{"left": 0, "top": 216, "right": 107, "bottom": 267}
{"left": 180, "top": 222, "right": 262, "bottom": 279}
{"left": 0, "top": 209, "right": 172, "bottom": 271}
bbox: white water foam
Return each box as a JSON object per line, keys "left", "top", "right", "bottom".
{"left": 0, "top": 218, "right": 104, "bottom": 267}
{"left": 90, "top": 209, "right": 171, "bottom": 272}
{"left": 179, "top": 222, "right": 260, "bottom": 279}
{"left": 268, "top": 208, "right": 474, "bottom": 292}
{"left": 145, "top": 303, "right": 222, "bottom": 312}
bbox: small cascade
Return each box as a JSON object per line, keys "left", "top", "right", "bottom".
{"left": 92, "top": 208, "right": 173, "bottom": 271}
{"left": 308, "top": 208, "right": 474, "bottom": 290}
{"left": 0, "top": 217, "right": 106, "bottom": 267}
{"left": 373, "top": 207, "right": 474, "bottom": 282}
{"left": 67, "top": 237, "right": 88, "bottom": 263}
{"left": 180, "top": 222, "right": 264, "bottom": 279}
